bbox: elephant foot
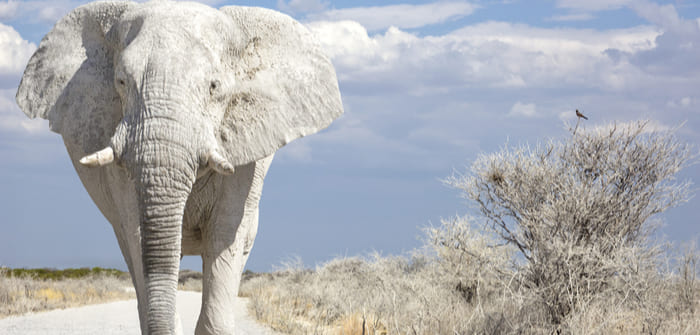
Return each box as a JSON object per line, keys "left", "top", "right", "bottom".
{"left": 195, "top": 318, "right": 235, "bottom": 335}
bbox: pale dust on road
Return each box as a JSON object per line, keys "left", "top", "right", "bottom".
{"left": 0, "top": 290, "right": 282, "bottom": 335}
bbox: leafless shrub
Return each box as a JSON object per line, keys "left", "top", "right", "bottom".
{"left": 425, "top": 216, "right": 514, "bottom": 304}
{"left": 447, "top": 120, "right": 694, "bottom": 325}
{"left": 241, "top": 120, "right": 699, "bottom": 334}
{"left": 675, "top": 244, "right": 699, "bottom": 315}
{"left": 241, "top": 238, "right": 699, "bottom": 335}
{"left": 0, "top": 269, "right": 133, "bottom": 318}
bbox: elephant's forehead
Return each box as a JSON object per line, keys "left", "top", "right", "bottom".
{"left": 116, "top": 1, "right": 238, "bottom": 67}
{"left": 120, "top": 1, "right": 232, "bottom": 44}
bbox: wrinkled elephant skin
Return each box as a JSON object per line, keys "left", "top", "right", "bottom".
{"left": 15, "top": 1, "right": 343, "bottom": 334}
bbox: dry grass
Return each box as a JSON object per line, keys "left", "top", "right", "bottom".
{"left": 240, "top": 121, "right": 700, "bottom": 334}
{"left": 240, "top": 251, "right": 496, "bottom": 334}
{"left": 0, "top": 268, "right": 134, "bottom": 318}
{"left": 0, "top": 267, "right": 206, "bottom": 317}
{"left": 178, "top": 269, "right": 203, "bottom": 292}
{"left": 240, "top": 237, "right": 700, "bottom": 335}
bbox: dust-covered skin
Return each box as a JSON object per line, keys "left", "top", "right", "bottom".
{"left": 15, "top": 1, "right": 343, "bottom": 334}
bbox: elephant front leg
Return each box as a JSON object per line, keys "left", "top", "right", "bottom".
{"left": 196, "top": 240, "right": 248, "bottom": 335}
{"left": 111, "top": 219, "right": 150, "bottom": 335}
{"left": 196, "top": 212, "right": 260, "bottom": 335}
{"left": 195, "top": 156, "right": 271, "bottom": 335}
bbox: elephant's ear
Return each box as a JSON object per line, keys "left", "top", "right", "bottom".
{"left": 16, "top": 1, "right": 134, "bottom": 138}
{"left": 218, "top": 6, "right": 343, "bottom": 166}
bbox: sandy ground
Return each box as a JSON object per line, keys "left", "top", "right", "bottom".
{"left": 0, "top": 290, "right": 281, "bottom": 334}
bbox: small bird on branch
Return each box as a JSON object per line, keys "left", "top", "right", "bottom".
{"left": 576, "top": 109, "right": 588, "bottom": 120}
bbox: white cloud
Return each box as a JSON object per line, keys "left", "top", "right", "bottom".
{"left": 0, "top": 23, "right": 45, "bottom": 137}
{"left": 0, "top": 0, "right": 19, "bottom": 20}
{"left": 2, "top": 0, "right": 87, "bottom": 25}
{"left": 304, "top": 12, "right": 700, "bottom": 171}
{"left": 508, "top": 102, "right": 538, "bottom": 118}
{"left": 307, "top": 20, "right": 660, "bottom": 93}
{"left": 558, "top": 110, "right": 575, "bottom": 123}
{"left": 36, "top": 5, "right": 70, "bottom": 23}
{"left": 548, "top": 13, "right": 594, "bottom": 22}
{"left": 306, "top": 21, "right": 419, "bottom": 75}
{"left": 589, "top": 120, "right": 675, "bottom": 135}
{"left": 556, "top": 0, "right": 696, "bottom": 34}
{"left": 555, "top": 0, "right": 632, "bottom": 12}
{"left": 667, "top": 96, "right": 695, "bottom": 109}
{"left": 277, "top": 0, "right": 328, "bottom": 14}
{"left": 610, "top": 3, "right": 700, "bottom": 77}
{"left": 0, "top": 88, "right": 48, "bottom": 135}
{"left": 680, "top": 97, "right": 692, "bottom": 107}
{"left": 630, "top": 1, "right": 695, "bottom": 33}
{"left": 448, "top": 22, "right": 658, "bottom": 54}
{"left": 307, "top": 1, "right": 477, "bottom": 31}
{"left": 277, "top": 139, "right": 314, "bottom": 163}
{"left": 0, "top": 23, "right": 36, "bottom": 88}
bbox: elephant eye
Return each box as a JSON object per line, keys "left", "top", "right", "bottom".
{"left": 209, "top": 80, "right": 220, "bottom": 95}
{"left": 117, "top": 79, "right": 126, "bottom": 87}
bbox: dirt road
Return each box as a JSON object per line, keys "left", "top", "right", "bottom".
{"left": 0, "top": 291, "right": 281, "bottom": 334}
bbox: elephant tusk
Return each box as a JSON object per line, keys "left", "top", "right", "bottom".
{"left": 208, "top": 151, "right": 235, "bottom": 175}
{"left": 79, "top": 147, "right": 115, "bottom": 167}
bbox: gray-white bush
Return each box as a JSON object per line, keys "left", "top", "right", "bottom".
{"left": 447, "top": 120, "right": 695, "bottom": 324}
{"left": 241, "top": 120, "right": 698, "bottom": 334}
{"left": 425, "top": 216, "right": 513, "bottom": 306}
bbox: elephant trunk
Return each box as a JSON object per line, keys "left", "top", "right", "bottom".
{"left": 139, "top": 169, "right": 190, "bottom": 334}
{"left": 133, "top": 128, "right": 197, "bottom": 334}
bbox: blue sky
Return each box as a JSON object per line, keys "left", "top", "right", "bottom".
{"left": 0, "top": 0, "right": 698, "bottom": 272}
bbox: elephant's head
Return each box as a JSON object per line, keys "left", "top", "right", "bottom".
{"left": 16, "top": 1, "right": 342, "bottom": 333}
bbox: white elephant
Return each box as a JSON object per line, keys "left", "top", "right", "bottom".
{"left": 15, "top": 1, "right": 343, "bottom": 334}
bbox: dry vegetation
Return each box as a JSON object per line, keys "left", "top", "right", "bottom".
{"left": 0, "top": 267, "right": 134, "bottom": 318}
{"left": 0, "top": 267, "right": 204, "bottom": 318}
{"left": 240, "top": 121, "right": 700, "bottom": 334}
{"left": 178, "top": 269, "right": 203, "bottom": 292}
{"left": 0, "top": 266, "right": 208, "bottom": 318}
